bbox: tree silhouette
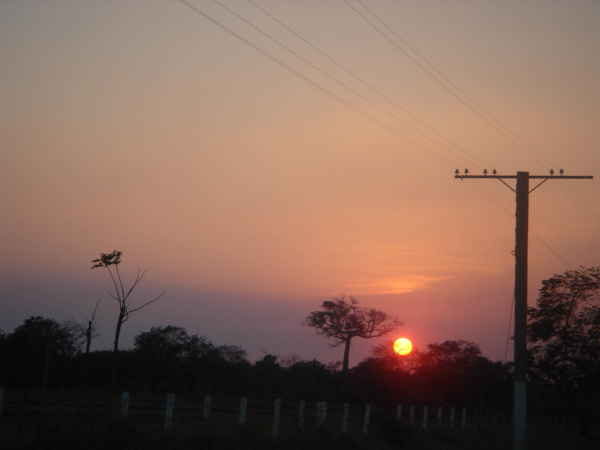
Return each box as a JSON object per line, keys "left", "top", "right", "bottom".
{"left": 67, "top": 299, "right": 101, "bottom": 384}
{"left": 528, "top": 266, "right": 600, "bottom": 399}
{"left": 91, "top": 250, "right": 165, "bottom": 391}
{"left": 304, "top": 294, "right": 401, "bottom": 372}
{"left": 5, "top": 316, "right": 81, "bottom": 388}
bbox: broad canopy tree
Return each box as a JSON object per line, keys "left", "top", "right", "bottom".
{"left": 527, "top": 266, "right": 600, "bottom": 399}
{"left": 304, "top": 294, "right": 401, "bottom": 372}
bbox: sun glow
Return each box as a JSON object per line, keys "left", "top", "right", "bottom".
{"left": 394, "top": 338, "right": 412, "bottom": 355}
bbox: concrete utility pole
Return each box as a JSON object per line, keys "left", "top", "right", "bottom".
{"left": 455, "top": 169, "right": 592, "bottom": 450}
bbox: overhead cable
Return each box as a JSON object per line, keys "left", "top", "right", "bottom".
{"left": 177, "top": 0, "right": 458, "bottom": 168}
{"left": 344, "top": 0, "right": 552, "bottom": 170}
{"left": 247, "top": 0, "right": 489, "bottom": 170}
{"left": 212, "top": 0, "right": 482, "bottom": 169}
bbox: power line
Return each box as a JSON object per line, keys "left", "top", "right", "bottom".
{"left": 180, "top": 0, "right": 589, "bottom": 269}
{"left": 212, "top": 0, "right": 483, "bottom": 169}
{"left": 463, "top": 173, "right": 582, "bottom": 267}
{"left": 355, "top": 0, "right": 559, "bottom": 171}
{"left": 530, "top": 206, "right": 592, "bottom": 266}
{"left": 492, "top": 176, "right": 591, "bottom": 265}
{"left": 529, "top": 228, "right": 573, "bottom": 268}
{"left": 473, "top": 179, "right": 513, "bottom": 217}
{"left": 247, "top": 0, "right": 490, "bottom": 170}
{"left": 177, "top": 0, "right": 458, "bottom": 168}
{"left": 558, "top": 182, "right": 600, "bottom": 236}
{"left": 566, "top": 180, "right": 600, "bottom": 230}
{"left": 344, "top": 0, "right": 552, "bottom": 170}
{"left": 354, "top": 0, "right": 600, "bottom": 249}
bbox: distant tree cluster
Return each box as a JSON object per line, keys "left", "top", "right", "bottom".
{"left": 352, "top": 338, "right": 512, "bottom": 409}
{"left": 0, "top": 316, "right": 84, "bottom": 389}
{"left": 3, "top": 264, "right": 600, "bottom": 421}
{"left": 0, "top": 314, "right": 511, "bottom": 410}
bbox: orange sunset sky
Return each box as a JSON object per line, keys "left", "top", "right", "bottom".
{"left": 1, "top": 0, "right": 599, "bottom": 367}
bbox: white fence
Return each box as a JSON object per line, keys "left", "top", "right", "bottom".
{"left": 111, "top": 392, "right": 471, "bottom": 436}
{"left": 0, "top": 387, "right": 580, "bottom": 439}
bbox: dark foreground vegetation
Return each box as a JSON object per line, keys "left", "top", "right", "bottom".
{"left": 2, "top": 266, "right": 600, "bottom": 448}
{"left": 1, "top": 317, "right": 513, "bottom": 408}
{"left": 1, "top": 389, "right": 597, "bottom": 450}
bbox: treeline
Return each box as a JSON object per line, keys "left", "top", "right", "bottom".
{"left": 0, "top": 316, "right": 512, "bottom": 410}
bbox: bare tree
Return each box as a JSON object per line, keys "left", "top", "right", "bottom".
{"left": 91, "top": 250, "right": 165, "bottom": 389}
{"left": 68, "top": 299, "right": 101, "bottom": 384}
{"left": 67, "top": 299, "right": 102, "bottom": 415}
{"left": 304, "top": 294, "right": 402, "bottom": 372}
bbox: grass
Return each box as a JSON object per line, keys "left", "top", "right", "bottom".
{"left": 1, "top": 390, "right": 597, "bottom": 450}
{"left": 1, "top": 410, "right": 596, "bottom": 450}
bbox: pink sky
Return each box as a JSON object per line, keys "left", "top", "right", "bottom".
{"left": 2, "top": 0, "right": 600, "bottom": 368}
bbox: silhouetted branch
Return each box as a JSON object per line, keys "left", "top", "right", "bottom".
{"left": 124, "top": 290, "right": 166, "bottom": 319}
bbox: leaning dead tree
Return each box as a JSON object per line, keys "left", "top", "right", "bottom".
{"left": 91, "top": 250, "right": 165, "bottom": 390}
{"left": 68, "top": 299, "right": 101, "bottom": 415}
{"left": 68, "top": 299, "right": 101, "bottom": 384}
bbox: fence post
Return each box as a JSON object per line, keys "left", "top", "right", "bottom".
{"left": 450, "top": 407, "right": 455, "bottom": 428}
{"left": 316, "top": 402, "right": 326, "bottom": 428}
{"left": 203, "top": 395, "right": 211, "bottom": 419}
{"left": 120, "top": 392, "right": 129, "bottom": 420}
{"left": 272, "top": 399, "right": 281, "bottom": 437}
{"left": 396, "top": 405, "right": 402, "bottom": 421}
{"left": 363, "top": 404, "right": 371, "bottom": 435}
{"left": 298, "top": 400, "right": 305, "bottom": 429}
{"left": 0, "top": 387, "right": 4, "bottom": 423}
{"left": 342, "top": 404, "right": 349, "bottom": 433}
{"left": 461, "top": 407, "right": 467, "bottom": 431}
{"left": 239, "top": 397, "right": 247, "bottom": 425}
{"left": 164, "top": 393, "right": 175, "bottom": 433}
{"left": 438, "top": 407, "right": 442, "bottom": 428}
{"left": 423, "top": 406, "right": 428, "bottom": 430}
{"left": 410, "top": 405, "right": 415, "bottom": 425}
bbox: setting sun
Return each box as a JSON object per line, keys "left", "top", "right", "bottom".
{"left": 394, "top": 338, "right": 413, "bottom": 355}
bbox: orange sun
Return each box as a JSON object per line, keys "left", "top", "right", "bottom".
{"left": 393, "top": 338, "right": 412, "bottom": 355}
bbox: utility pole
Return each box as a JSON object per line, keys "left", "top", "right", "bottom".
{"left": 455, "top": 169, "right": 592, "bottom": 450}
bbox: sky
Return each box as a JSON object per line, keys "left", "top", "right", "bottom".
{"left": 1, "top": 0, "right": 600, "bottom": 368}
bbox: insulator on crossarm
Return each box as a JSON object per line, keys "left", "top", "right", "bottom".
{"left": 464, "top": 168, "right": 469, "bottom": 175}
{"left": 483, "top": 169, "right": 488, "bottom": 176}
{"left": 455, "top": 169, "right": 459, "bottom": 175}
{"left": 550, "top": 169, "right": 554, "bottom": 176}
{"left": 492, "top": 169, "right": 497, "bottom": 176}
{"left": 560, "top": 169, "right": 564, "bottom": 176}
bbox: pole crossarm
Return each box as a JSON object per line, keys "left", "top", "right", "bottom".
{"left": 455, "top": 174, "right": 592, "bottom": 193}
{"left": 454, "top": 175, "right": 592, "bottom": 179}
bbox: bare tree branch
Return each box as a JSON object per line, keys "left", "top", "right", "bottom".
{"left": 126, "top": 290, "right": 166, "bottom": 316}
